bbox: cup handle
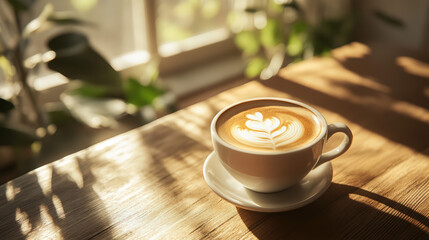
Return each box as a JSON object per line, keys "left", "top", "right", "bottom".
{"left": 314, "top": 123, "right": 353, "bottom": 168}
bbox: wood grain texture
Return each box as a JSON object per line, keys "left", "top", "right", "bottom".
{"left": 0, "top": 42, "right": 428, "bottom": 239}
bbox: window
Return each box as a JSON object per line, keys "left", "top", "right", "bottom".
{"left": 156, "top": 0, "right": 230, "bottom": 56}
{"left": 22, "top": 0, "right": 234, "bottom": 80}
{"left": 18, "top": 0, "right": 149, "bottom": 90}
{"left": 150, "top": 0, "right": 236, "bottom": 74}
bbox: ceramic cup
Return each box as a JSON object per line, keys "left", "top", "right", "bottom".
{"left": 211, "top": 98, "right": 353, "bottom": 193}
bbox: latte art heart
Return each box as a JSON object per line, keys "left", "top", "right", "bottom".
{"left": 217, "top": 105, "right": 321, "bottom": 152}
{"left": 231, "top": 112, "right": 304, "bottom": 150}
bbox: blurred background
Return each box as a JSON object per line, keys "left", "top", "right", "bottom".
{"left": 1, "top": 0, "right": 428, "bottom": 183}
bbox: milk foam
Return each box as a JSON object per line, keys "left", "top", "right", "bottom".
{"left": 231, "top": 111, "right": 304, "bottom": 150}
{"left": 217, "top": 105, "right": 321, "bottom": 152}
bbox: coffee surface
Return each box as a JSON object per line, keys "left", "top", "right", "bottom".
{"left": 217, "top": 105, "right": 321, "bottom": 152}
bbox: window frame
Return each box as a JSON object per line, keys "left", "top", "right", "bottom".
{"left": 142, "top": 0, "right": 238, "bottom": 75}
{"left": 27, "top": 0, "right": 239, "bottom": 91}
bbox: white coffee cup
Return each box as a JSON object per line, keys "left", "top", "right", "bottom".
{"left": 211, "top": 98, "right": 353, "bottom": 193}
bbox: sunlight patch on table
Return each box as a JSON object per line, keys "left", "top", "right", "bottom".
{"left": 6, "top": 182, "right": 20, "bottom": 201}
{"left": 189, "top": 103, "right": 215, "bottom": 119}
{"left": 15, "top": 208, "right": 32, "bottom": 235}
{"left": 36, "top": 166, "right": 52, "bottom": 195}
{"left": 53, "top": 157, "right": 84, "bottom": 189}
{"left": 279, "top": 57, "right": 391, "bottom": 95}
{"left": 424, "top": 87, "right": 429, "bottom": 99}
{"left": 390, "top": 101, "right": 429, "bottom": 123}
{"left": 38, "top": 204, "right": 63, "bottom": 239}
{"left": 52, "top": 195, "right": 66, "bottom": 219}
{"left": 91, "top": 137, "right": 123, "bottom": 152}
{"left": 396, "top": 56, "right": 429, "bottom": 78}
{"left": 174, "top": 117, "right": 204, "bottom": 136}
{"left": 331, "top": 42, "right": 372, "bottom": 61}
{"left": 275, "top": 44, "right": 420, "bottom": 114}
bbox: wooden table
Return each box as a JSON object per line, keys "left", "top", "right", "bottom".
{"left": 1, "top": 42, "right": 428, "bottom": 239}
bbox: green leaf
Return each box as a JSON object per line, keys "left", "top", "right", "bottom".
{"left": 287, "top": 21, "right": 307, "bottom": 57}
{"left": 7, "top": 0, "right": 35, "bottom": 11}
{"left": 374, "top": 10, "right": 404, "bottom": 28}
{"left": 157, "top": 20, "right": 193, "bottom": 44}
{"left": 201, "top": 0, "right": 220, "bottom": 19}
{"left": 245, "top": 57, "right": 268, "bottom": 78}
{"left": 46, "top": 107, "right": 75, "bottom": 125}
{"left": 311, "top": 13, "right": 356, "bottom": 55}
{"left": 61, "top": 93, "right": 126, "bottom": 128}
{"left": 260, "top": 19, "right": 283, "bottom": 47}
{"left": 320, "top": 47, "right": 331, "bottom": 57}
{"left": 0, "top": 55, "right": 15, "bottom": 79}
{"left": 0, "top": 98, "right": 14, "bottom": 114}
{"left": 0, "top": 126, "right": 38, "bottom": 146}
{"left": 124, "top": 78, "right": 165, "bottom": 107}
{"left": 282, "top": 1, "right": 300, "bottom": 11}
{"left": 244, "top": 8, "right": 259, "bottom": 13}
{"left": 47, "top": 14, "right": 92, "bottom": 26}
{"left": 71, "top": 0, "right": 98, "bottom": 12}
{"left": 174, "top": 0, "right": 198, "bottom": 19}
{"left": 268, "top": 0, "right": 284, "bottom": 14}
{"left": 68, "top": 83, "right": 111, "bottom": 98}
{"left": 234, "top": 31, "right": 260, "bottom": 55}
{"left": 293, "top": 57, "right": 302, "bottom": 63}
{"left": 47, "top": 32, "right": 123, "bottom": 91}
{"left": 287, "top": 32, "right": 303, "bottom": 56}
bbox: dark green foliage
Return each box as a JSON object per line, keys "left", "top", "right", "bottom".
{"left": 231, "top": 0, "right": 356, "bottom": 78}
{"left": 7, "top": 0, "right": 35, "bottom": 11}
{"left": 0, "top": 126, "right": 38, "bottom": 146}
{"left": 47, "top": 15, "right": 92, "bottom": 26}
{"left": 245, "top": 57, "right": 268, "bottom": 78}
{"left": 282, "top": 1, "right": 300, "bottom": 11}
{"left": 261, "top": 19, "right": 283, "bottom": 47}
{"left": 125, "top": 78, "right": 165, "bottom": 107}
{"left": 68, "top": 84, "right": 112, "bottom": 98}
{"left": 312, "top": 13, "right": 355, "bottom": 56}
{"left": 244, "top": 8, "right": 260, "bottom": 13}
{"left": 235, "top": 31, "right": 260, "bottom": 54}
{"left": 287, "top": 20, "right": 308, "bottom": 57}
{"left": 47, "top": 32, "right": 123, "bottom": 92}
{"left": 0, "top": 98, "right": 38, "bottom": 146}
{"left": 374, "top": 10, "right": 404, "bottom": 28}
{"left": 0, "top": 98, "right": 14, "bottom": 114}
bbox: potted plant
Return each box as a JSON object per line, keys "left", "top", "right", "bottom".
{"left": 0, "top": 97, "right": 39, "bottom": 181}
{"left": 2, "top": 0, "right": 175, "bottom": 130}
{"left": 229, "top": 0, "right": 355, "bottom": 79}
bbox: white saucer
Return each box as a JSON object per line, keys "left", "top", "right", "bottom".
{"left": 203, "top": 152, "right": 333, "bottom": 212}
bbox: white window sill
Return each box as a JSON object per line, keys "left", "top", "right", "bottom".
{"left": 163, "top": 54, "right": 244, "bottom": 97}
{"left": 32, "top": 52, "right": 244, "bottom": 102}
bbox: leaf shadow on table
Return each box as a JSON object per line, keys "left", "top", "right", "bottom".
{"left": 0, "top": 157, "right": 113, "bottom": 239}
{"left": 237, "top": 182, "right": 429, "bottom": 239}
{"left": 335, "top": 43, "right": 429, "bottom": 110}
{"left": 139, "top": 123, "right": 212, "bottom": 194}
{"left": 135, "top": 122, "right": 220, "bottom": 237}
{"left": 261, "top": 52, "right": 429, "bottom": 153}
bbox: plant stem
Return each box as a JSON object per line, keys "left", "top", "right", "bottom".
{"left": 12, "top": 9, "right": 49, "bottom": 130}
